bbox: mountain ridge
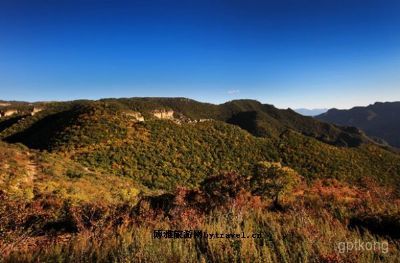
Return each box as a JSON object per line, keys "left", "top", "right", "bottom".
{"left": 316, "top": 101, "right": 400, "bottom": 148}
{"left": 0, "top": 97, "right": 372, "bottom": 148}
{"left": 1, "top": 97, "right": 399, "bottom": 190}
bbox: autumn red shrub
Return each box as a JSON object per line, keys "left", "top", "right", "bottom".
{"left": 169, "top": 187, "right": 204, "bottom": 227}
{"left": 200, "top": 172, "right": 250, "bottom": 211}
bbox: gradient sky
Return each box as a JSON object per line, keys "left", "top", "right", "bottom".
{"left": 0, "top": 0, "right": 399, "bottom": 109}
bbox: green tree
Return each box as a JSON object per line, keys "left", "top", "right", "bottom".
{"left": 251, "top": 161, "right": 301, "bottom": 207}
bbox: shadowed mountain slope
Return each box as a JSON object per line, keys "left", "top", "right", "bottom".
{"left": 317, "top": 102, "right": 400, "bottom": 148}
{"left": 100, "top": 98, "right": 369, "bottom": 147}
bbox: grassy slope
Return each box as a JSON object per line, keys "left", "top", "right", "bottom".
{"left": 0, "top": 141, "right": 143, "bottom": 204}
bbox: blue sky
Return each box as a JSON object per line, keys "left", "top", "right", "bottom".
{"left": 0, "top": 0, "right": 399, "bottom": 109}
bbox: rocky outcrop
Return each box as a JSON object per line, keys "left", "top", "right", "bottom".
{"left": 124, "top": 111, "right": 145, "bottom": 122}
{"left": 152, "top": 110, "right": 174, "bottom": 120}
{"left": 198, "top": 119, "right": 212, "bottom": 123}
{"left": 0, "top": 107, "right": 45, "bottom": 118}
{"left": 31, "top": 107, "right": 44, "bottom": 116}
{"left": 0, "top": 109, "right": 18, "bottom": 117}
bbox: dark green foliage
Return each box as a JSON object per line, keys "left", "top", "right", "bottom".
{"left": 3, "top": 102, "right": 129, "bottom": 150}
{"left": 1, "top": 97, "right": 399, "bottom": 191}
{"left": 227, "top": 111, "right": 280, "bottom": 138}
{"left": 66, "top": 169, "right": 84, "bottom": 179}
{"left": 98, "top": 97, "right": 367, "bottom": 147}
{"left": 75, "top": 120, "right": 277, "bottom": 190}
{"left": 277, "top": 130, "right": 400, "bottom": 184}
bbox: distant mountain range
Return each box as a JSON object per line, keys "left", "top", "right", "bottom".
{"left": 294, "top": 108, "right": 328, "bottom": 116}
{"left": 316, "top": 102, "right": 400, "bottom": 148}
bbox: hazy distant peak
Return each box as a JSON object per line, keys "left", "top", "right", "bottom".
{"left": 294, "top": 108, "right": 328, "bottom": 116}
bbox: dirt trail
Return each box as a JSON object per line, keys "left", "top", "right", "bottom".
{"left": 25, "top": 153, "right": 38, "bottom": 184}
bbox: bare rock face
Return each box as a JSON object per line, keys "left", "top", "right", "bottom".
{"left": 31, "top": 107, "right": 44, "bottom": 116}
{"left": 0, "top": 107, "right": 44, "bottom": 118}
{"left": 151, "top": 110, "right": 174, "bottom": 120}
{"left": 124, "top": 111, "right": 145, "bottom": 122}
{"left": 0, "top": 103, "right": 11, "bottom": 107}
{"left": 0, "top": 109, "right": 18, "bottom": 117}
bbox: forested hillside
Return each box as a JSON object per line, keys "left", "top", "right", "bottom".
{"left": 1, "top": 98, "right": 400, "bottom": 262}
{"left": 1, "top": 98, "right": 398, "bottom": 189}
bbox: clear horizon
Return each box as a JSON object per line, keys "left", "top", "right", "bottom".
{"left": 1, "top": 0, "right": 399, "bottom": 109}
{"left": 1, "top": 95, "right": 398, "bottom": 111}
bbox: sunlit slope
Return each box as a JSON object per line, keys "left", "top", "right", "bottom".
{"left": 1, "top": 100, "right": 398, "bottom": 190}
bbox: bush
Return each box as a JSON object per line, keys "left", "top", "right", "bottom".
{"left": 66, "top": 169, "right": 84, "bottom": 179}
{"left": 251, "top": 161, "right": 301, "bottom": 207}
{"left": 200, "top": 172, "right": 249, "bottom": 210}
